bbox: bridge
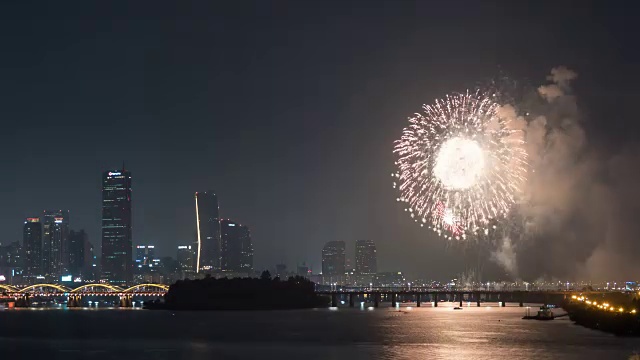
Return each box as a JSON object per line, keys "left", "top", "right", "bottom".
{"left": 316, "top": 289, "right": 616, "bottom": 308}
{"left": 0, "top": 283, "right": 168, "bottom": 308}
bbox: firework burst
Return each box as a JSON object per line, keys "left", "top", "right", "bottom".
{"left": 393, "top": 91, "right": 527, "bottom": 240}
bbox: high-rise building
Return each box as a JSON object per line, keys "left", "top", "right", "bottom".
{"left": 42, "top": 210, "right": 70, "bottom": 280}
{"left": 135, "top": 245, "right": 155, "bottom": 265}
{"left": 322, "top": 241, "right": 346, "bottom": 277}
{"left": 101, "top": 168, "right": 132, "bottom": 284}
{"left": 220, "top": 219, "right": 253, "bottom": 273}
{"left": 134, "top": 245, "right": 160, "bottom": 283}
{"left": 239, "top": 225, "right": 253, "bottom": 273}
{"left": 0, "top": 241, "right": 22, "bottom": 285}
{"left": 177, "top": 245, "right": 194, "bottom": 271}
{"left": 68, "top": 229, "right": 88, "bottom": 279}
{"left": 355, "top": 240, "right": 377, "bottom": 275}
{"left": 84, "top": 240, "right": 98, "bottom": 282}
{"left": 195, "top": 191, "right": 221, "bottom": 273}
{"left": 23, "top": 217, "right": 42, "bottom": 280}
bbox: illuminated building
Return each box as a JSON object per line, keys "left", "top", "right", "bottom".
{"left": 355, "top": 240, "right": 377, "bottom": 275}
{"left": 220, "top": 220, "right": 253, "bottom": 273}
{"left": 177, "top": 245, "right": 194, "bottom": 271}
{"left": 68, "top": 229, "right": 88, "bottom": 279}
{"left": 0, "top": 241, "right": 22, "bottom": 285}
{"left": 84, "top": 240, "right": 98, "bottom": 282}
{"left": 195, "top": 191, "right": 221, "bottom": 273}
{"left": 101, "top": 168, "right": 132, "bottom": 284}
{"left": 135, "top": 245, "right": 155, "bottom": 265}
{"left": 23, "top": 217, "right": 42, "bottom": 281}
{"left": 133, "top": 245, "right": 160, "bottom": 283}
{"left": 322, "top": 241, "right": 345, "bottom": 284}
{"left": 42, "top": 210, "right": 70, "bottom": 280}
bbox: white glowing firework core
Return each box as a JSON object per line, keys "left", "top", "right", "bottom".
{"left": 442, "top": 207, "right": 456, "bottom": 226}
{"left": 433, "top": 137, "right": 485, "bottom": 190}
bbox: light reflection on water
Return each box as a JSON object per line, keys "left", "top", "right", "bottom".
{"left": 1, "top": 304, "right": 640, "bottom": 359}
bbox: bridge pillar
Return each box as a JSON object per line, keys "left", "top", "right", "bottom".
{"left": 501, "top": 294, "right": 506, "bottom": 307}
{"left": 476, "top": 292, "right": 481, "bottom": 307}
{"left": 16, "top": 294, "right": 30, "bottom": 308}
{"left": 519, "top": 292, "right": 524, "bottom": 307}
{"left": 374, "top": 293, "right": 379, "bottom": 308}
{"left": 416, "top": 293, "right": 421, "bottom": 307}
{"left": 459, "top": 293, "right": 463, "bottom": 307}
{"left": 120, "top": 295, "right": 133, "bottom": 308}
{"left": 434, "top": 293, "right": 438, "bottom": 307}
{"left": 331, "top": 293, "right": 338, "bottom": 307}
{"left": 349, "top": 293, "right": 355, "bottom": 308}
{"left": 67, "top": 295, "right": 81, "bottom": 308}
{"left": 391, "top": 293, "right": 397, "bottom": 307}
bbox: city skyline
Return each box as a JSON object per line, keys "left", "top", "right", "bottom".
{"left": 9, "top": 166, "right": 390, "bottom": 283}
{"left": 1, "top": 2, "right": 638, "bottom": 282}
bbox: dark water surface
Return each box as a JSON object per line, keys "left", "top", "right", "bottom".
{"left": 1, "top": 304, "right": 639, "bottom": 360}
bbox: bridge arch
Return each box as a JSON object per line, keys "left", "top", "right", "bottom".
{"left": 70, "top": 283, "right": 123, "bottom": 293}
{"left": 0, "top": 284, "right": 18, "bottom": 293}
{"left": 19, "top": 284, "right": 71, "bottom": 293}
{"left": 122, "top": 284, "right": 169, "bottom": 293}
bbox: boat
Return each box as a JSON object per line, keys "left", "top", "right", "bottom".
{"left": 453, "top": 307, "right": 463, "bottom": 310}
{"left": 522, "top": 306, "right": 554, "bottom": 320}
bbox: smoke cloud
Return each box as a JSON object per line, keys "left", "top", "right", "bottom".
{"left": 492, "top": 66, "right": 640, "bottom": 282}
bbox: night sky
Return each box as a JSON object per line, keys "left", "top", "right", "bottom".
{"left": 0, "top": 1, "right": 637, "bottom": 279}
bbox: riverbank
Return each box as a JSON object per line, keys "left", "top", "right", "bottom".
{"left": 564, "top": 297, "right": 640, "bottom": 336}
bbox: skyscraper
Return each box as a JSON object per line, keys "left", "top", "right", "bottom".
{"left": 101, "top": 168, "right": 132, "bottom": 284}
{"left": 238, "top": 224, "right": 253, "bottom": 273}
{"left": 0, "top": 241, "right": 22, "bottom": 285}
{"left": 355, "top": 240, "right": 377, "bottom": 275}
{"left": 220, "top": 219, "right": 253, "bottom": 273}
{"left": 84, "top": 240, "right": 98, "bottom": 282}
{"left": 177, "top": 245, "right": 194, "bottom": 271}
{"left": 195, "top": 191, "right": 221, "bottom": 273}
{"left": 322, "top": 241, "right": 346, "bottom": 277}
{"left": 135, "top": 245, "right": 155, "bottom": 265}
{"left": 42, "top": 210, "right": 70, "bottom": 280}
{"left": 23, "top": 217, "right": 42, "bottom": 281}
{"left": 68, "top": 229, "right": 88, "bottom": 279}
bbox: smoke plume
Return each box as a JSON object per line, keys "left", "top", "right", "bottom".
{"left": 492, "top": 66, "right": 640, "bottom": 281}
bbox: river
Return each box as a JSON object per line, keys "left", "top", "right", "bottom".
{"left": 1, "top": 303, "right": 639, "bottom": 359}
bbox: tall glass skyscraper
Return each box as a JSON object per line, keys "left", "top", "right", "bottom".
{"left": 101, "top": 168, "right": 132, "bottom": 284}
{"left": 42, "top": 210, "right": 70, "bottom": 280}
{"left": 195, "top": 191, "right": 221, "bottom": 273}
{"left": 23, "top": 217, "right": 42, "bottom": 281}
{"left": 355, "top": 240, "right": 377, "bottom": 275}
{"left": 220, "top": 219, "right": 253, "bottom": 273}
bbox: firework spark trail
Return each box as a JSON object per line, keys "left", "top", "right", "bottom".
{"left": 393, "top": 91, "right": 528, "bottom": 240}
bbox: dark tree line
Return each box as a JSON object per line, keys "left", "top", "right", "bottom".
{"left": 160, "top": 273, "right": 328, "bottom": 310}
